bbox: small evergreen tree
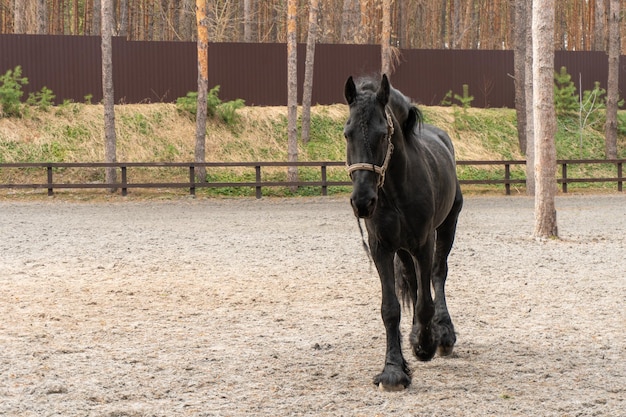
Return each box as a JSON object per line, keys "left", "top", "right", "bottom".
{"left": 554, "top": 66, "right": 578, "bottom": 114}
{"left": 0, "top": 66, "right": 28, "bottom": 118}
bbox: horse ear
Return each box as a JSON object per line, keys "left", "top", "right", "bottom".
{"left": 377, "top": 74, "right": 390, "bottom": 106}
{"left": 404, "top": 106, "right": 423, "bottom": 135}
{"left": 345, "top": 76, "right": 357, "bottom": 105}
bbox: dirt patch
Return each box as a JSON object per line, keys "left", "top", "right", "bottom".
{"left": 0, "top": 195, "right": 624, "bottom": 416}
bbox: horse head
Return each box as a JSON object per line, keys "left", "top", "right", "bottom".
{"left": 344, "top": 74, "right": 421, "bottom": 218}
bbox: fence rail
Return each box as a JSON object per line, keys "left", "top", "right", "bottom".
{"left": 0, "top": 160, "right": 624, "bottom": 197}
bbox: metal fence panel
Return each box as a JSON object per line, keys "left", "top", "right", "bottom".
{"left": 0, "top": 34, "right": 624, "bottom": 108}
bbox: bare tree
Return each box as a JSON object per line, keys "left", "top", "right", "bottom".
{"left": 101, "top": 0, "right": 117, "bottom": 191}
{"left": 381, "top": 0, "right": 392, "bottom": 75}
{"left": 512, "top": 0, "right": 527, "bottom": 154}
{"left": 593, "top": 0, "right": 606, "bottom": 51}
{"left": 451, "top": 0, "right": 462, "bottom": 48}
{"left": 36, "top": 0, "right": 46, "bottom": 34}
{"left": 92, "top": 0, "right": 102, "bottom": 35}
{"left": 524, "top": 0, "right": 535, "bottom": 195}
{"left": 605, "top": 0, "right": 620, "bottom": 159}
{"left": 195, "top": 0, "right": 209, "bottom": 182}
{"left": 340, "top": 0, "right": 355, "bottom": 43}
{"left": 532, "top": 0, "right": 558, "bottom": 238}
{"left": 301, "top": 0, "right": 319, "bottom": 145}
{"left": 287, "top": 0, "right": 298, "bottom": 191}
{"left": 243, "top": 0, "right": 255, "bottom": 42}
{"left": 13, "top": 0, "right": 25, "bottom": 33}
{"left": 180, "top": 0, "right": 195, "bottom": 40}
{"left": 118, "top": 0, "right": 129, "bottom": 37}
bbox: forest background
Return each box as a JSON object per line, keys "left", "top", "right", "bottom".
{"left": 2, "top": 0, "right": 626, "bottom": 53}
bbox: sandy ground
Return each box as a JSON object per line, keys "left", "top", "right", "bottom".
{"left": 0, "top": 194, "right": 624, "bottom": 416}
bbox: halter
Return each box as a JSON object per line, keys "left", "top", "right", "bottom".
{"left": 346, "top": 106, "right": 395, "bottom": 188}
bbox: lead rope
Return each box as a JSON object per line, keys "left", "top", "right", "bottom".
{"left": 356, "top": 218, "right": 373, "bottom": 271}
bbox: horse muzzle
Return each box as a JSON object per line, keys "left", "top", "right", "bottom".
{"left": 350, "top": 187, "right": 378, "bottom": 218}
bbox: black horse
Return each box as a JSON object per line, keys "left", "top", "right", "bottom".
{"left": 344, "top": 74, "right": 463, "bottom": 391}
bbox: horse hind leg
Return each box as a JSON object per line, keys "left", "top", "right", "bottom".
{"left": 433, "top": 190, "right": 463, "bottom": 357}
{"left": 398, "top": 248, "right": 438, "bottom": 362}
{"left": 394, "top": 250, "right": 417, "bottom": 310}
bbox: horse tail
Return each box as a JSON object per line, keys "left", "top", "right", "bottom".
{"left": 394, "top": 252, "right": 417, "bottom": 311}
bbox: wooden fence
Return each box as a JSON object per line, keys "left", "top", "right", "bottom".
{"left": 0, "top": 160, "right": 624, "bottom": 197}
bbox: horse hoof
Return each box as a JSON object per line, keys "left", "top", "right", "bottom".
{"left": 437, "top": 344, "right": 454, "bottom": 357}
{"left": 412, "top": 345, "right": 437, "bottom": 361}
{"left": 373, "top": 366, "right": 411, "bottom": 390}
{"left": 378, "top": 382, "right": 406, "bottom": 392}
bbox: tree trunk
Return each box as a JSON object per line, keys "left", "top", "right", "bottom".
{"left": 14, "top": 0, "right": 25, "bottom": 33}
{"left": 605, "top": 0, "right": 620, "bottom": 159}
{"left": 513, "top": 0, "right": 527, "bottom": 154}
{"left": 593, "top": 0, "right": 606, "bottom": 51}
{"left": 119, "top": 0, "right": 129, "bottom": 37}
{"left": 532, "top": 0, "right": 558, "bottom": 239}
{"left": 37, "top": 0, "right": 47, "bottom": 34}
{"left": 397, "top": 0, "right": 406, "bottom": 48}
{"left": 381, "top": 0, "right": 392, "bottom": 75}
{"left": 243, "top": 0, "right": 254, "bottom": 42}
{"left": 451, "top": 0, "right": 461, "bottom": 48}
{"left": 92, "top": 0, "right": 101, "bottom": 35}
{"left": 287, "top": 0, "right": 298, "bottom": 191}
{"left": 195, "top": 0, "right": 209, "bottom": 183}
{"left": 180, "top": 0, "right": 194, "bottom": 40}
{"left": 524, "top": 0, "right": 535, "bottom": 195}
{"left": 439, "top": 0, "right": 446, "bottom": 48}
{"left": 340, "top": 0, "right": 357, "bottom": 43}
{"left": 101, "top": 0, "right": 117, "bottom": 192}
{"left": 301, "top": 0, "right": 319, "bottom": 145}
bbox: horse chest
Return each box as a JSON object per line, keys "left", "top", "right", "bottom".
{"left": 367, "top": 205, "right": 433, "bottom": 249}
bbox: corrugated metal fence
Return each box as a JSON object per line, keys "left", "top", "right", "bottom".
{"left": 1, "top": 34, "right": 624, "bottom": 108}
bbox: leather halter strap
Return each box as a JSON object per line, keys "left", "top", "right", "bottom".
{"left": 346, "top": 107, "right": 395, "bottom": 188}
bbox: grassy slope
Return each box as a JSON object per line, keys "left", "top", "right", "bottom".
{"left": 0, "top": 103, "right": 625, "bottom": 196}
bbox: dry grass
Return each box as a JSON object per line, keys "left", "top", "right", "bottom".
{"left": 0, "top": 103, "right": 521, "bottom": 164}
{"left": 1, "top": 103, "right": 623, "bottom": 197}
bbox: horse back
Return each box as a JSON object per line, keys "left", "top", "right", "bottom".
{"left": 408, "top": 123, "right": 460, "bottom": 224}
{"left": 419, "top": 124, "right": 457, "bottom": 167}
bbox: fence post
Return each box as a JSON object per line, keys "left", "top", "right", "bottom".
{"left": 504, "top": 163, "right": 511, "bottom": 195}
{"left": 189, "top": 165, "right": 196, "bottom": 196}
{"left": 618, "top": 162, "right": 623, "bottom": 192}
{"left": 121, "top": 166, "right": 128, "bottom": 196}
{"left": 255, "top": 165, "right": 262, "bottom": 199}
{"left": 321, "top": 164, "right": 328, "bottom": 196}
{"left": 47, "top": 165, "right": 53, "bottom": 196}
{"left": 561, "top": 163, "right": 568, "bottom": 193}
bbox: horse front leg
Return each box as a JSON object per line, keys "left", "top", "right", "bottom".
{"left": 371, "top": 243, "right": 411, "bottom": 391}
{"left": 409, "top": 237, "right": 438, "bottom": 362}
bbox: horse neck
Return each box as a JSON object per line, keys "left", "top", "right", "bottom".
{"left": 384, "top": 114, "right": 430, "bottom": 190}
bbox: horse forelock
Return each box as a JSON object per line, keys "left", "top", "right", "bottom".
{"left": 349, "top": 76, "right": 403, "bottom": 160}
{"left": 349, "top": 90, "right": 379, "bottom": 160}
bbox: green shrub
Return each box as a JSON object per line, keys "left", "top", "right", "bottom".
{"left": 217, "top": 98, "right": 245, "bottom": 125}
{"left": 27, "top": 86, "right": 56, "bottom": 111}
{"left": 176, "top": 85, "right": 245, "bottom": 127}
{"left": 0, "top": 66, "right": 28, "bottom": 118}
{"left": 176, "top": 86, "right": 222, "bottom": 119}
